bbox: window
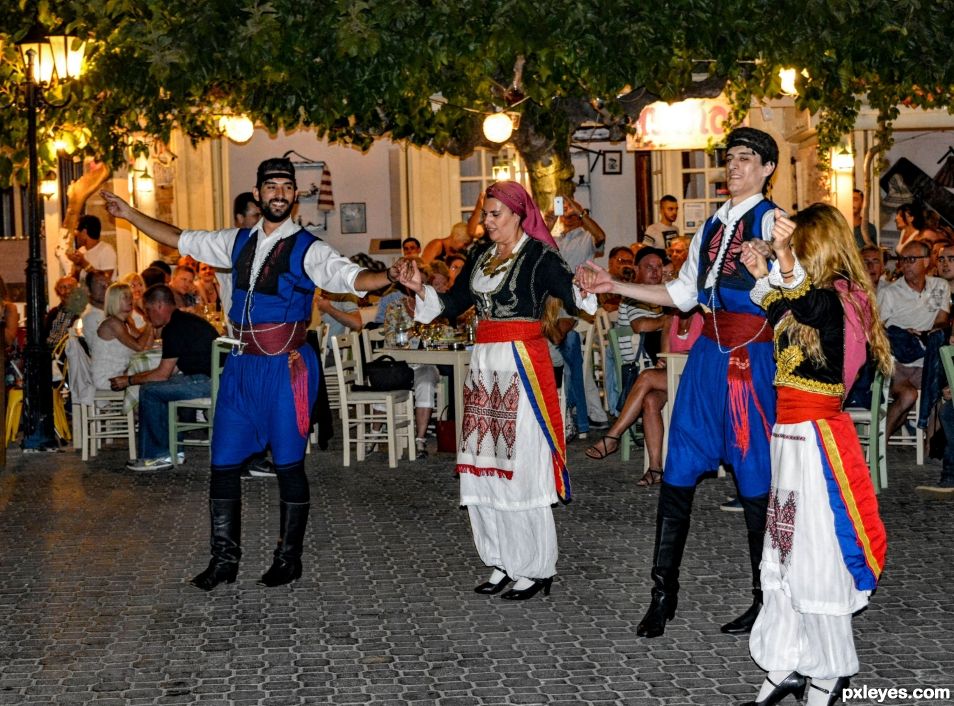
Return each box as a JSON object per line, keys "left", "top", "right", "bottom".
{"left": 0, "top": 183, "right": 39, "bottom": 240}
{"left": 679, "top": 148, "right": 727, "bottom": 230}
{"left": 458, "top": 147, "right": 525, "bottom": 222}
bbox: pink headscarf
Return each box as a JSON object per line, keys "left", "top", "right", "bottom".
{"left": 485, "top": 181, "right": 557, "bottom": 248}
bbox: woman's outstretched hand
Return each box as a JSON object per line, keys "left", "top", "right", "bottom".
{"left": 575, "top": 260, "right": 614, "bottom": 295}
{"left": 396, "top": 257, "right": 424, "bottom": 294}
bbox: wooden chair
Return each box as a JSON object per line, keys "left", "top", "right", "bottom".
{"left": 331, "top": 332, "right": 415, "bottom": 468}
{"left": 607, "top": 325, "right": 637, "bottom": 462}
{"left": 592, "top": 309, "right": 612, "bottom": 413}
{"left": 848, "top": 371, "right": 889, "bottom": 493}
{"left": 168, "top": 338, "right": 232, "bottom": 465}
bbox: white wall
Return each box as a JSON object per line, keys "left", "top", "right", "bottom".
{"left": 226, "top": 129, "right": 396, "bottom": 259}
{"left": 569, "top": 141, "right": 638, "bottom": 262}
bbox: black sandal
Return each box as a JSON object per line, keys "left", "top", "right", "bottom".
{"left": 637, "top": 468, "right": 663, "bottom": 487}
{"left": 585, "top": 435, "right": 621, "bottom": 460}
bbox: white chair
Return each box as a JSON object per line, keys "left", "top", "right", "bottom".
{"left": 331, "top": 333, "right": 416, "bottom": 468}
{"left": 885, "top": 383, "right": 924, "bottom": 466}
{"left": 65, "top": 332, "right": 136, "bottom": 461}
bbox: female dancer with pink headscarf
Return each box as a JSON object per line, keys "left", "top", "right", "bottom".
{"left": 399, "top": 181, "right": 595, "bottom": 600}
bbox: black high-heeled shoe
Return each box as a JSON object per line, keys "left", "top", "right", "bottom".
{"left": 500, "top": 577, "right": 553, "bottom": 600}
{"left": 474, "top": 569, "right": 512, "bottom": 594}
{"left": 741, "top": 671, "right": 807, "bottom": 705}
{"left": 809, "top": 677, "right": 849, "bottom": 705}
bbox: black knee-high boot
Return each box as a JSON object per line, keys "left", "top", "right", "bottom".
{"left": 190, "top": 499, "right": 242, "bottom": 590}
{"left": 260, "top": 461, "right": 310, "bottom": 587}
{"left": 721, "top": 493, "right": 768, "bottom": 634}
{"left": 191, "top": 465, "right": 243, "bottom": 591}
{"left": 637, "top": 482, "right": 695, "bottom": 638}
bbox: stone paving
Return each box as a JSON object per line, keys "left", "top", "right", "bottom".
{"left": 0, "top": 432, "right": 952, "bottom": 705}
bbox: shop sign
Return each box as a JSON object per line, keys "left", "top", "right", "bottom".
{"left": 627, "top": 97, "right": 736, "bottom": 151}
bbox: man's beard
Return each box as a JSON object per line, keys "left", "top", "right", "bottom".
{"left": 262, "top": 198, "right": 292, "bottom": 222}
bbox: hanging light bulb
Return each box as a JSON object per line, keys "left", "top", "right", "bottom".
{"left": 483, "top": 112, "right": 514, "bottom": 143}
{"left": 218, "top": 115, "right": 255, "bottom": 143}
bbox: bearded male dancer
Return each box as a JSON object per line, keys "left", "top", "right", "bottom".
{"left": 103, "top": 158, "right": 401, "bottom": 590}
{"left": 578, "top": 127, "right": 781, "bottom": 637}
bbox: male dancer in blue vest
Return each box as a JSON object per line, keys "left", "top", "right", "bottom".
{"left": 102, "top": 158, "right": 400, "bottom": 590}
{"left": 578, "top": 127, "right": 781, "bottom": 637}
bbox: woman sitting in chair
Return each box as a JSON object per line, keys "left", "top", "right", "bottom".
{"left": 91, "top": 282, "right": 154, "bottom": 390}
{"left": 585, "top": 309, "right": 702, "bottom": 486}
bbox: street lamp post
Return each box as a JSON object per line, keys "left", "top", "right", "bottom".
{"left": 14, "top": 31, "right": 86, "bottom": 450}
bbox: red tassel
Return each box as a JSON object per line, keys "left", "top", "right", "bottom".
{"left": 288, "top": 350, "right": 310, "bottom": 437}
{"left": 727, "top": 349, "right": 771, "bottom": 458}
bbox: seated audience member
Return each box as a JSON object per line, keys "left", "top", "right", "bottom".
{"left": 600, "top": 246, "right": 636, "bottom": 313}
{"left": 44, "top": 275, "right": 80, "bottom": 348}
{"left": 314, "top": 290, "right": 364, "bottom": 364}
{"left": 878, "top": 240, "right": 950, "bottom": 439}
{"left": 141, "top": 266, "right": 168, "bottom": 290}
{"left": 380, "top": 272, "right": 439, "bottom": 458}
{"left": 937, "top": 244, "right": 954, "bottom": 304}
{"left": 422, "top": 223, "right": 471, "bottom": 265}
{"left": 121, "top": 271, "right": 148, "bottom": 327}
{"left": 666, "top": 236, "right": 691, "bottom": 275}
{"left": 860, "top": 245, "right": 889, "bottom": 293}
{"left": 615, "top": 247, "right": 667, "bottom": 404}
{"left": 91, "top": 282, "right": 154, "bottom": 390}
{"left": 110, "top": 284, "right": 219, "bottom": 472}
{"left": 586, "top": 309, "right": 703, "bottom": 487}
{"left": 79, "top": 270, "right": 109, "bottom": 341}
{"left": 446, "top": 254, "right": 467, "bottom": 288}
{"left": 170, "top": 265, "right": 199, "bottom": 311}
{"left": 195, "top": 263, "right": 222, "bottom": 312}
{"left": 402, "top": 237, "right": 422, "bottom": 258}
{"left": 148, "top": 260, "right": 173, "bottom": 283}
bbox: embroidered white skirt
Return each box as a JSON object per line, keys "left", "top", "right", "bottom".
{"left": 749, "top": 421, "right": 869, "bottom": 678}
{"left": 458, "top": 340, "right": 559, "bottom": 580}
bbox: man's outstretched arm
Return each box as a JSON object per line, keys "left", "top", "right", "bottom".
{"left": 101, "top": 190, "right": 182, "bottom": 249}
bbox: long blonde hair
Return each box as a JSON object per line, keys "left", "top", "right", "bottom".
{"left": 779, "top": 203, "right": 893, "bottom": 377}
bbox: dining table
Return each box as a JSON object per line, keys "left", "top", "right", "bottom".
{"left": 378, "top": 345, "right": 472, "bottom": 446}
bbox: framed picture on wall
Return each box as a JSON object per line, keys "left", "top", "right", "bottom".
{"left": 340, "top": 202, "right": 367, "bottom": 234}
{"left": 603, "top": 150, "right": 623, "bottom": 175}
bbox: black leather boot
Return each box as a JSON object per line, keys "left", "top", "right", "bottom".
{"left": 722, "top": 493, "right": 768, "bottom": 634}
{"left": 190, "top": 498, "right": 242, "bottom": 591}
{"left": 637, "top": 483, "right": 695, "bottom": 638}
{"left": 260, "top": 501, "right": 309, "bottom": 587}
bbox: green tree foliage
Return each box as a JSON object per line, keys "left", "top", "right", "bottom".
{"left": 3, "top": 0, "right": 954, "bottom": 194}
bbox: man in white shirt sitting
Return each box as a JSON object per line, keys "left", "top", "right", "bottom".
{"left": 877, "top": 240, "right": 950, "bottom": 439}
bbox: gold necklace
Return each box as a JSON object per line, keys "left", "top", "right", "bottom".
{"left": 481, "top": 244, "right": 518, "bottom": 278}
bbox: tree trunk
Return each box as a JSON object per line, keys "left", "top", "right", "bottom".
{"left": 519, "top": 144, "right": 575, "bottom": 216}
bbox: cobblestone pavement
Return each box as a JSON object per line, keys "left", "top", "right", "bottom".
{"left": 0, "top": 433, "right": 951, "bottom": 706}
